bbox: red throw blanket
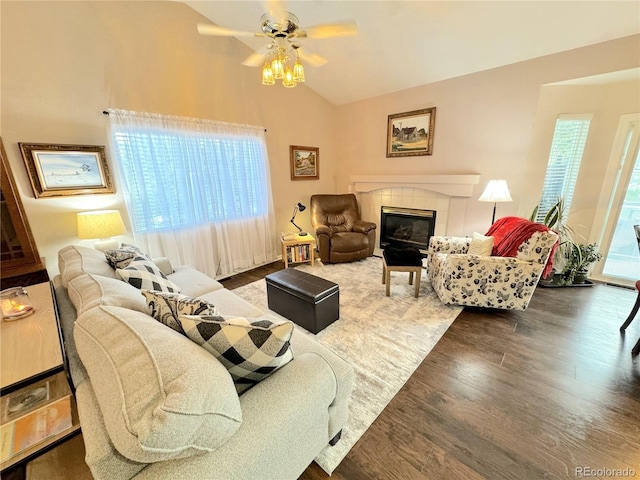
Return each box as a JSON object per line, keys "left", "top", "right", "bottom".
{"left": 485, "top": 216, "right": 558, "bottom": 278}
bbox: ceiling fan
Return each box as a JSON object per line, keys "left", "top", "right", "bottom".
{"left": 197, "top": 7, "right": 357, "bottom": 87}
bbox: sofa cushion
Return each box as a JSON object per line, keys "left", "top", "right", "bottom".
{"left": 152, "top": 257, "right": 174, "bottom": 276}
{"left": 198, "top": 288, "right": 265, "bottom": 318}
{"left": 178, "top": 315, "right": 294, "bottom": 394}
{"left": 74, "top": 306, "right": 242, "bottom": 463}
{"left": 116, "top": 256, "right": 180, "bottom": 293}
{"left": 104, "top": 244, "right": 147, "bottom": 269}
{"left": 59, "top": 245, "right": 117, "bottom": 288}
{"left": 141, "top": 290, "right": 219, "bottom": 335}
{"left": 167, "top": 266, "right": 224, "bottom": 298}
{"left": 467, "top": 232, "right": 494, "bottom": 256}
{"left": 68, "top": 273, "right": 147, "bottom": 316}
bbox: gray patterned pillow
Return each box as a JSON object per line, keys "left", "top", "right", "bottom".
{"left": 116, "top": 256, "right": 180, "bottom": 293}
{"left": 142, "top": 290, "right": 218, "bottom": 335}
{"left": 178, "top": 315, "right": 294, "bottom": 394}
{"left": 105, "top": 244, "right": 147, "bottom": 269}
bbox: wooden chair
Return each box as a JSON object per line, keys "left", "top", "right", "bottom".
{"left": 619, "top": 225, "right": 640, "bottom": 356}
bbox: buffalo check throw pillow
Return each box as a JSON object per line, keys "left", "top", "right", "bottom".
{"left": 178, "top": 315, "right": 294, "bottom": 394}
{"left": 116, "top": 256, "right": 180, "bottom": 293}
{"left": 142, "top": 290, "right": 218, "bottom": 335}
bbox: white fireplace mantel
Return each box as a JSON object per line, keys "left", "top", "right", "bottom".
{"left": 350, "top": 174, "right": 481, "bottom": 197}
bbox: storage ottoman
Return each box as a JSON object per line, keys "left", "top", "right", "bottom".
{"left": 265, "top": 269, "right": 339, "bottom": 334}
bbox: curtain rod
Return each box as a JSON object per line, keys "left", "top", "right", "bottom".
{"left": 102, "top": 111, "right": 267, "bottom": 132}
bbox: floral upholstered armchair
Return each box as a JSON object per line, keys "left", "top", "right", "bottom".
{"left": 427, "top": 217, "right": 559, "bottom": 311}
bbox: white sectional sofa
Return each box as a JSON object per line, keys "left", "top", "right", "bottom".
{"left": 53, "top": 245, "right": 354, "bottom": 480}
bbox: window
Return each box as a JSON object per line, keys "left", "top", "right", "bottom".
{"left": 106, "top": 109, "right": 277, "bottom": 278}
{"left": 535, "top": 114, "right": 592, "bottom": 223}
{"left": 109, "top": 113, "right": 271, "bottom": 234}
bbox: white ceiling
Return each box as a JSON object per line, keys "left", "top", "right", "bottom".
{"left": 184, "top": 1, "right": 640, "bottom": 106}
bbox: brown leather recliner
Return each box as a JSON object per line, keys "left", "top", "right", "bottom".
{"left": 310, "top": 194, "right": 377, "bottom": 264}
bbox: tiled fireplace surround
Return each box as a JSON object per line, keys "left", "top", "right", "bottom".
{"left": 350, "top": 175, "right": 480, "bottom": 256}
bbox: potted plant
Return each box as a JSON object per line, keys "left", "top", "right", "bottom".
{"left": 560, "top": 242, "right": 603, "bottom": 285}
{"left": 530, "top": 197, "right": 574, "bottom": 278}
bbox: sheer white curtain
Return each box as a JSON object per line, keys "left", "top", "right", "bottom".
{"left": 107, "top": 108, "right": 278, "bottom": 278}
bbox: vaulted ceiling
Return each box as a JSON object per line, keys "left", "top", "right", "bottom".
{"left": 185, "top": 1, "right": 640, "bottom": 105}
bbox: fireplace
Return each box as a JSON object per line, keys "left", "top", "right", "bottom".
{"left": 380, "top": 206, "right": 436, "bottom": 254}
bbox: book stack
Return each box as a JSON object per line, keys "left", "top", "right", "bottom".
{"left": 287, "top": 244, "right": 311, "bottom": 264}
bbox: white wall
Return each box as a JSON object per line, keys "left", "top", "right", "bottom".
{"left": 334, "top": 36, "right": 640, "bottom": 237}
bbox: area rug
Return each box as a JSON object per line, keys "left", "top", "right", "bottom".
{"left": 232, "top": 256, "right": 462, "bottom": 475}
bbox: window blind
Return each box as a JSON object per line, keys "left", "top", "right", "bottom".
{"left": 535, "top": 114, "right": 592, "bottom": 223}
{"left": 109, "top": 113, "right": 270, "bottom": 234}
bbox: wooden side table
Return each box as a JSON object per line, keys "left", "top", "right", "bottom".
{"left": 281, "top": 234, "right": 316, "bottom": 268}
{"left": 382, "top": 251, "right": 423, "bottom": 298}
{"left": 0, "top": 282, "right": 80, "bottom": 474}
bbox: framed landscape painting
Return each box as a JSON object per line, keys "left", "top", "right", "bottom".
{"left": 386, "top": 107, "right": 436, "bottom": 157}
{"left": 290, "top": 145, "right": 319, "bottom": 180}
{"left": 18, "top": 143, "right": 114, "bottom": 198}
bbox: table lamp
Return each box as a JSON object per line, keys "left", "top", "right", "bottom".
{"left": 290, "top": 202, "right": 307, "bottom": 236}
{"left": 478, "top": 179, "right": 512, "bottom": 224}
{"left": 77, "top": 210, "right": 126, "bottom": 252}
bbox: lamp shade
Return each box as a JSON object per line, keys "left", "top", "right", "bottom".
{"left": 77, "top": 210, "right": 125, "bottom": 239}
{"left": 478, "top": 180, "right": 513, "bottom": 203}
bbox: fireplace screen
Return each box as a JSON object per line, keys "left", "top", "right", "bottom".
{"left": 380, "top": 206, "right": 436, "bottom": 253}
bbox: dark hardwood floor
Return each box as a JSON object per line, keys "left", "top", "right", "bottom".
{"left": 218, "top": 261, "right": 285, "bottom": 289}
{"left": 25, "top": 262, "right": 640, "bottom": 479}
{"left": 299, "top": 277, "right": 640, "bottom": 480}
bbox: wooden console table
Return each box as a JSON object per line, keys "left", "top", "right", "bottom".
{"left": 0, "top": 282, "right": 80, "bottom": 474}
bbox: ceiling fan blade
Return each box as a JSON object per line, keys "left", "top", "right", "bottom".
{"left": 262, "top": 0, "right": 288, "bottom": 26}
{"left": 297, "top": 49, "right": 328, "bottom": 68}
{"left": 294, "top": 21, "right": 358, "bottom": 39}
{"left": 241, "top": 45, "right": 271, "bottom": 67}
{"left": 197, "top": 23, "right": 261, "bottom": 38}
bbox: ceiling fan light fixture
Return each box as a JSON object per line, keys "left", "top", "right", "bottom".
{"left": 261, "top": 62, "right": 275, "bottom": 85}
{"left": 197, "top": 9, "right": 357, "bottom": 91}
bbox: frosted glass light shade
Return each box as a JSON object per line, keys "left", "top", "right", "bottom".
{"left": 77, "top": 210, "right": 125, "bottom": 251}
{"left": 478, "top": 180, "right": 513, "bottom": 203}
{"left": 282, "top": 67, "right": 296, "bottom": 88}
{"left": 292, "top": 60, "right": 305, "bottom": 82}
{"left": 271, "top": 57, "right": 284, "bottom": 79}
{"left": 261, "top": 63, "right": 275, "bottom": 85}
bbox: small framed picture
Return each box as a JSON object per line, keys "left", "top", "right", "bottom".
{"left": 18, "top": 143, "right": 114, "bottom": 198}
{"left": 386, "top": 107, "right": 436, "bottom": 157}
{"left": 290, "top": 145, "right": 319, "bottom": 180}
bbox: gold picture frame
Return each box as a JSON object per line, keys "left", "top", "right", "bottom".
{"left": 18, "top": 143, "right": 114, "bottom": 198}
{"left": 386, "top": 107, "right": 436, "bottom": 157}
{"left": 290, "top": 145, "right": 319, "bottom": 180}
